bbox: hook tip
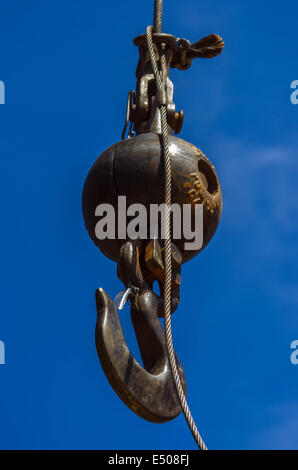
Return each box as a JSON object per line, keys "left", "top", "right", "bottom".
{"left": 95, "top": 287, "right": 106, "bottom": 313}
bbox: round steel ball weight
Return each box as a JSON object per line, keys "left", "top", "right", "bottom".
{"left": 82, "top": 133, "right": 222, "bottom": 264}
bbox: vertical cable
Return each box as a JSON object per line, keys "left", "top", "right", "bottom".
{"left": 154, "top": 0, "right": 163, "bottom": 33}
{"left": 146, "top": 5, "right": 208, "bottom": 450}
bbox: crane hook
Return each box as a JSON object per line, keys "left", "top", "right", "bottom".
{"left": 95, "top": 240, "right": 186, "bottom": 423}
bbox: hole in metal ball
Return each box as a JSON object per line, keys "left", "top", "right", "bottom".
{"left": 198, "top": 159, "right": 218, "bottom": 195}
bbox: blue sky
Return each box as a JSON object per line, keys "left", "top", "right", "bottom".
{"left": 0, "top": 0, "right": 297, "bottom": 450}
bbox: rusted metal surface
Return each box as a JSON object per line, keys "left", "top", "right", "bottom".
{"left": 129, "top": 32, "right": 224, "bottom": 136}
{"left": 82, "top": 133, "right": 222, "bottom": 264}
{"left": 82, "top": 134, "right": 222, "bottom": 421}
{"left": 95, "top": 287, "right": 186, "bottom": 423}
{"left": 95, "top": 240, "right": 186, "bottom": 423}
{"left": 82, "top": 23, "right": 224, "bottom": 424}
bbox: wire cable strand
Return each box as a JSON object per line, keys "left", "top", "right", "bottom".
{"left": 154, "top": 0, "right": 163, "bottom": 33}
{"left": 146, "top": 16, "right": 208, "bottom": 451}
